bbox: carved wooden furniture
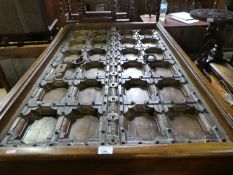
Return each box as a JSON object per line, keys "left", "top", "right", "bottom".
{"left": 60, "top": 0, "right": 162, "bottom": 23}
{"left": 0, "top": 23, "right": 232, "bottom": 174}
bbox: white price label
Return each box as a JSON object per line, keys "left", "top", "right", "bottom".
{"left": 98, "top": 146, "right": 113, "bottom": 155}
{"left": 6, "top": 150, "right": 16, "bottom": 154}
{"left": 207, "top": 18, "right": 214, "bottom": 22}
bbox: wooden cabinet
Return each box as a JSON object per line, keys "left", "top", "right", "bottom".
{"left": 0, "top": 23, "right": 232, "bottom": 174}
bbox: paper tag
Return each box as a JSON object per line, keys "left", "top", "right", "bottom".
{"left": 6, "top": 150, "right": 17, "bottom": 154}
{"left": 207, "top": 18, "right": 214, "bottom": 22}
{"left": 98, "top": 146, "right": 113, "bottom": 155}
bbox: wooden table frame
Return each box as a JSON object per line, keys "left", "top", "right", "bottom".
{"left": 0, "top": 23, "right": 232, "bottom": 175}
